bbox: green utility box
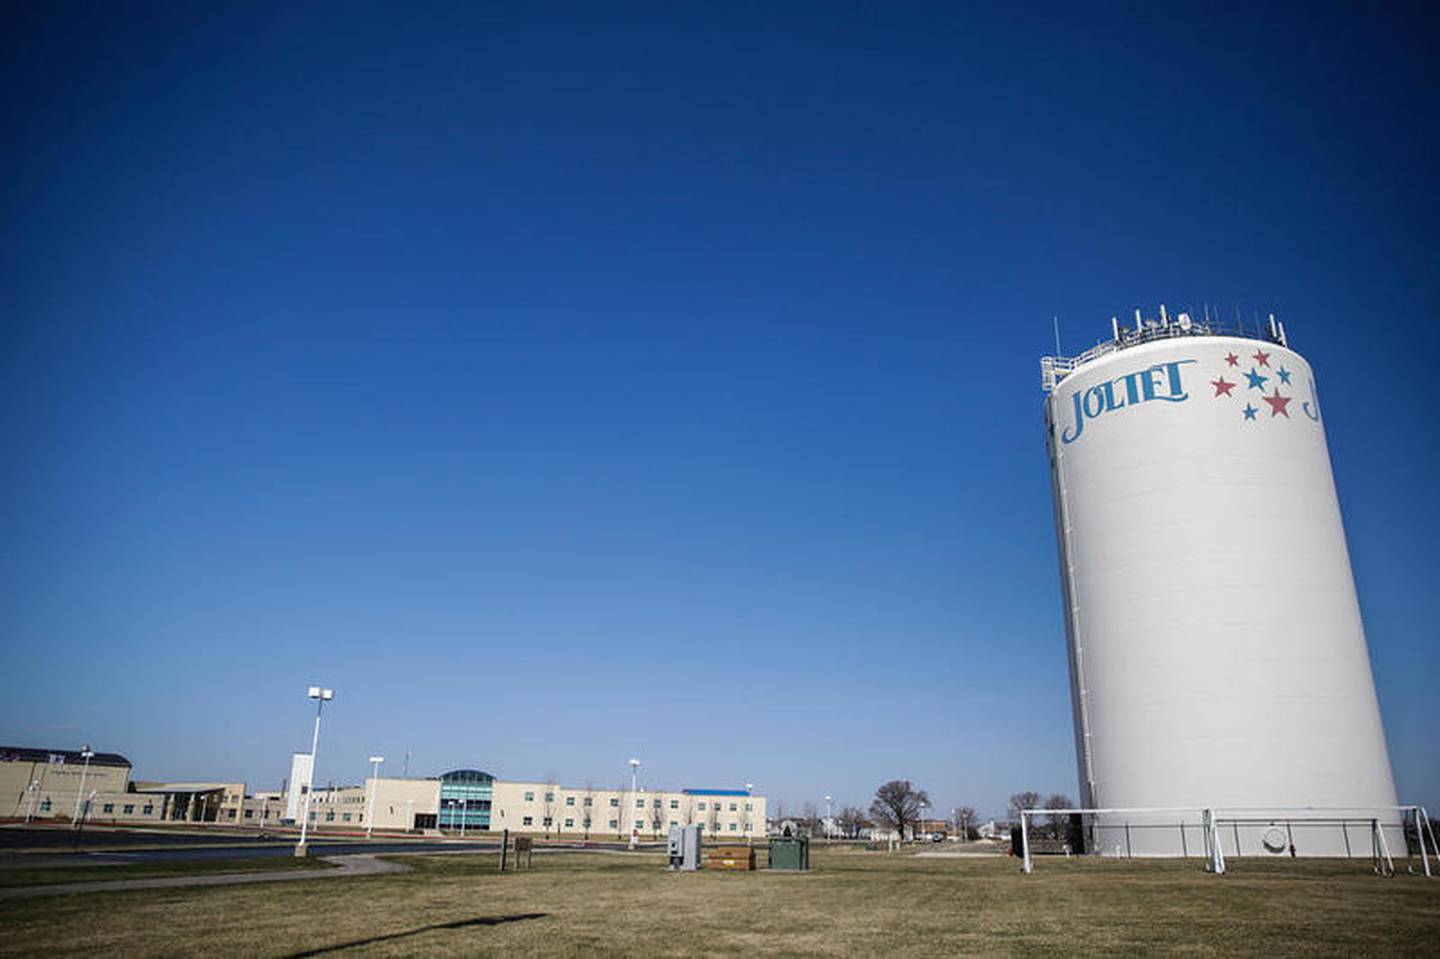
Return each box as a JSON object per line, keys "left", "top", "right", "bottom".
{"left": 768, "top": 835, "right": 810, "bottom": 871}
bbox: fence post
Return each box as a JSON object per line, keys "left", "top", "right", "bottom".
{"left": 500, "top": 828, "right": 509, "bottom": 872}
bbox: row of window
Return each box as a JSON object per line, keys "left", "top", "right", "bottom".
{"left": 306, "top": 810, "right": 363, "bottom": 822}
{"left": 518, "top": 791, "right": 753, "bottom": 813}
{"left": 71, "top": 801, "right": 154, "bottom": 816}
{"left": 518, "top": 815, "right": 753, "bottom": 832}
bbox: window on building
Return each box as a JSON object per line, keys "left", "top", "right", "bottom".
{"left": 227, "top": 809, "right": 236, "bottom": 819}
{"left": 669, "top": 799, "right": 679, "bottom": 809}
{"left": 566, "top": 796, "right": 575, "bottom": 806}
{"left": 583, "top": 818, "right": 592, "bottom": 829}
{"left": 634, "top": 819, "right": 644, "bottom": 830}
{"left": 326, "top": 811, "right": 335, "bottom": 821}
{"left": 744, "top": 822, "right": 752, "bottom": 831}
{"left": 745, "top": 803, "right": 753, "bottom": 811}
{"left": 698, "top": 802, "right": 706, "bottom": 811}
{"left": 545, "top": 792, "right": 555, "bottom": 802}
{"left": 142, "top": 804, "right": 153, "bottom": 815}
{"left": 524, "top": 791, "right": 535, "bottom": 802}
{"left": 124, "top": 804, "right": 135, "bottom": 815}
{"left": 729, "top": 822, "right": 737, "bottom": 831}
{"left": 565, "top": 818, "right": 575, "bottom": 828}
{"left": 729, "top": 803, "right": 737, "bottom": 811}
{"left": 342, "top": 813, "right": 352, "bottom": 822}
{"left": 522, "top": 816, "right": 533, "bottom": 826}
{"left": 543, "top": 817, "right": 552, "bottom": 827}
{"left": 652, "top": 798, "right": 661, "bottom": 807}
{"left": 244, "top": 809, "right": 253, "bottom": 819}
{"left": 635, "top": 798, "right": 644, "bottom": 808}
{"left": 608, "top": 819, "right": 618, "bottom": 829}
{"left": 583, "top": 797, "right": 593, "bottom": 806}
{"left": 39, "top": 799, "right": 51, "bottom": 812}
{"left": 101, "top": 803, "right": 113, "bottom": 814}
{"left": 669, "top": 820, "right": 679, "bottom": 829}
{"left": 609, "top": 798, "right": 618, "bottom": 807}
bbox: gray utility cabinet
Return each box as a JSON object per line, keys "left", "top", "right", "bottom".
{"left": 668, "top": 823, "right": 703, "bottom": 871}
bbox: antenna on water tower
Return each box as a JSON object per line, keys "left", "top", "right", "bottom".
{"left": 1053, "top": 315, "right": 1062, "bottom": 357}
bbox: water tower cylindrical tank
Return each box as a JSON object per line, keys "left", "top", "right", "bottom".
{"left": 1043, "top": 327, "right": 1400, "bottom": 856}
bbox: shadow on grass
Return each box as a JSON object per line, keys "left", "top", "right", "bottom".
{"left": 281, "top": 914, "right": 548, "bottom": 957}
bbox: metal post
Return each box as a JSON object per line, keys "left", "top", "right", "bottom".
{"left": 365, "top": 756, "right": 383, "bottom": 838}
{"left": 1419, "top": 806, "right": 1437, "bottom": 878}
{"left": 500, "top": 828, "right": 509, "bottom": 872}
{"left": 71, "top": 747, "right": 94, "bottom": 825}
{"left": 24, "top": 781, "right": 40, "bottom": 823}
{"left": 1021, "top": 810, "right": 1033, "bottom": 874}
{"left": 296, "top": 687, "right": 333, "bottom": 855}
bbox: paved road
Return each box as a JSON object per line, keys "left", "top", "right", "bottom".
{"left": 1, "top": 826, "right": 656, "bottom": 865}
{"left": 0, "top": 854, "right": 411, "bottom": 900}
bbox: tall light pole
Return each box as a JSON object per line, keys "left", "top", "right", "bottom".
{"left": 365, "top": 756, "right": 384, "bottom": 838}
{"left": 71, "top": 745, "right": 94, "bottom": 826}
{"left": 916, "top": 799, "right": 927, "bottom": 842}
{"left": 824, "top": 795, "right": 833, "bottom": 842}
{"left": 446, "top": 799, "right": 457, "bottom": 834}
{"left": 295, "top": 686, "right": 334, "bottom": 857}
{"left": 628, "top": 758, "right": 640, "bottom": 849}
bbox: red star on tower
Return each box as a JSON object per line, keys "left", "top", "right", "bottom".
{"left": 1262, "top": 388, "right": 1291, "bottom": 417}
{"left": 1252, "top": 350, "right": 1271, "bottom": 367}
{"left": 1211, "top": 376, "right": 1236, "bottom": 397}
{"left": 1224, "top": 352, "right": 1240, "bottom": 367}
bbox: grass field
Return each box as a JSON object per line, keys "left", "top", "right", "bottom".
{"left": 0, "top": 855, "right": 332, "bottom": 888}
{"left": 1, "top": 847, "right": 1436, "bottom": 957}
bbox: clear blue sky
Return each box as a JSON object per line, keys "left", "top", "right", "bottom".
{"left": 2, "top": 2, "right": 1436, "bottom": 820}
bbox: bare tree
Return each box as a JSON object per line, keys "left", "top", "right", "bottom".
{"left": 684, "top": 794, "right": 696, "bottom": 826}
{"left": 869, "top": 780, "right": 929, "bottom": 842}
{"left": 801, "top": 801, "right": 820, "bottom": 838}
{"left": 953, "top": 805, "right": 977, "bottom": 841}
{"left": 1043, "top": 794, "right": 1075, "bottom": 841}
{"left": 542, "top": 777, "right": 559, "bottom": 839}
{"left": 615, "top": 780, "right": 628, "bottom": 841}
{"left": 651, "top": 794, "right": 664, "bottom": 839}
{"left": 1008, "top": 791, "right": 1042, "bottom": 823}
{"left": 705, "top": 798, "right": 720, "bottom": 838}
{"left": 581, "top": 782, "right": 596, "bottom": 840}
{"left": 838, "top": 805, "right": 865, "bottom": 839}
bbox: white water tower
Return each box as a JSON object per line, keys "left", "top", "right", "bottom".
{"left": 1041, "top": 310, "right": 1401, "bottom": 856}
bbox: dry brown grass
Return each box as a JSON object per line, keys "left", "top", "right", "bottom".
{"left": 1, "top": 847, "right": 1437, "bottom": 957}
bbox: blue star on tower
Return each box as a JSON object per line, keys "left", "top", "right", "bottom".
{"left": 1276, "top": 366, "right": 1292, "bottom": 385}
{"left": 1242, "top": 403, "right": 1258, "bottom": 421}
{"left": 1244, "top": 367, "right": 1268, "bottom": 390}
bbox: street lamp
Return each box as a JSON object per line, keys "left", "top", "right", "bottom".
{"left": 628, "top": 758, "right": 640, "bottom": 849}
{"left": 447, "top": 799, "right": 457, "bottom": 835}
{"left": 365, "top": 756, "right": 384, "bottom": 838}
{"left": 295, "top": 686, "right": 334, "bottom": 857}
{"left": 71, "top": 745, "right": 94, "bottom": 826}
{"left": 24, "top": 780, "right": 41, "bottom": 823}
{"left": 916, "top": 799, "right": 927, "bottom": 842}
{"left": 824, "top": 795, "right": 833, "bottom": 842}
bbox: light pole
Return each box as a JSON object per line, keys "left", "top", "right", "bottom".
{"left": 628, "top": 758, "right": 640, "bottom": 849}
{"left": 71, "top": 745, "right": 94, "bottom": 826}
{"left": 365, "top": 756, "right": 384, "bottom": 838}
{"left": 824, "top": 795, "right": 833, "bottom": 842}
{"left": 295, "top": 686, "right": 334, "bottom": 857}
{"left": 916, "top": 800, "right": 927, "bottom": 842}
{"left": 447, "top": 799, "right": 457, "bottom": 835}
{"left": 24, "top": 780, "right": 40, "bottom": 823}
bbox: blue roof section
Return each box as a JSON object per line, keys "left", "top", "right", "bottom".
{"left": 681, "top": 788, "right": 749, "bottom": 796}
